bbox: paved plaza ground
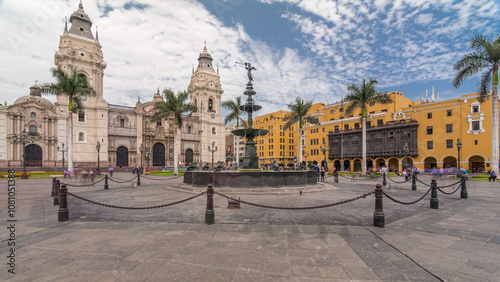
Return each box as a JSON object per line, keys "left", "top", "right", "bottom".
{"left": 1, "top": 173, "right": 500, "bottom": 281}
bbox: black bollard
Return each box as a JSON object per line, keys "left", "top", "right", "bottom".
{"left": 461, "top": 175, "right": 468, "bottom": 199}
{"left": 51, "top": 177, "right": 56, "bottom": 197}
{"left": 373, "top": 183, "right": 385, "bottom": 228}
{"left": 137, "top": 173, "right": 141, "bottom": 186}
{"left": 430, "top": 179, "right": 439, "bottom": 209}
{"left": 53, "top": 179, "right": 60, "bottom": 205}
{"left": 104, "top": 174, "right": 109, "bottom": 189}
{"left": 334, "top": 172, "right": 339, "bottom": 183}
{"left": 412, "top": 173, "right": 417, "bottom": 191}
{"left": 205, "top": 184, "right": 215, "bottom": 225}
{"left": 58, "top": 183, "right": 69, "bottom": 221}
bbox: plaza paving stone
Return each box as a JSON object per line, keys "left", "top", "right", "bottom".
{"left": 1, "top": 173, "right": 499, "bottom": 281}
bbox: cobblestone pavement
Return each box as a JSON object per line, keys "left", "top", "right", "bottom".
{"left": 1, "top": 173, "right": 499, "bottom": 281}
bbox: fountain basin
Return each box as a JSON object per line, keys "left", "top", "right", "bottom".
{"left": 183, "top": 170, "right": 318, "bottom": 188}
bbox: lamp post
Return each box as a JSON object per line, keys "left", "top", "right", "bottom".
{"left": 145, "top": 142, "right": 150, "bottom": 172}
{"left": 403, "top": 142, "right": 409, "bottom": 170}
{"left": 139, "top": 143, "right": 144, "bottom": 174}
{"left": 199, "top": 130, "right": 203, "bottom": 170}
{"left": 208, "top": 141, "right": 217, "bottom": 168}
{"left": 57, "top": 143, "right": 68, "bottom": 170}
{"left": 457, "top": 138, "right": 462, "bottom": 175}
{"left": 320, "top": 141, "right": 330, "bottom": 168}
{"left": 96, "top": 141, "right": 101, "bottom": 174}
{"left": 304, "top": 151, "right": 309, "bottom": 164}
{"left": 13, "top": 129, "right": 34, "bottom": 179}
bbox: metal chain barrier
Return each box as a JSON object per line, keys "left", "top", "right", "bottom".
{"left": 383, "top": 187, "right": 432, "bottom": 205}
{"left": 61, "top": 177, "right": 106, "bottom": 187}
{"left": 108, "top": 175, "right": 138, "bottom": 183}
{"left": 416, "top": 178, "right": 461, "bottom": 188}
{"left": 67, "top": 191, "right": 206, "bottom": 210}
{"left": 214, "top": 191, "right": 374, "bottom": 210}
{"left": 437, "top": 183, "right": 462, "bottom": 195}
{"left": 435, "top": 180, "right": 462, "bottom": 189}
{"left": 386, "top": 176, "right": 412, "bottom": 184}
{"left": 416, "top": 178, "right": 432, "bottom": 187}
{"left": 140, "top": 175, "right": 184, "bottom": 181}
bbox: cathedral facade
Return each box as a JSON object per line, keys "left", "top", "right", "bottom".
{"left": 0, "top": 2, "right": 225, "bottom": 170}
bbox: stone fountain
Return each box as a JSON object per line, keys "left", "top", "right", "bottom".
{"left": 183, "top": 63, "right": 317, "bottom": 188}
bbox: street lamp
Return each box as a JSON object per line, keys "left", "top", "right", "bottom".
{"left": 457, "top": 138, "right": 462, "bottom": 175}
{"left": 304, "top": 151, "right": 309, "bottom": 163}
{"left": 208, "top": 141, "right": 217, "bottom": 168}
{"left": 57, "top": 143, "right": 68, "bottom": 170}
{"left": 13, "top": 129, "right": 34, "bottom": 179}
{"left": 96, "top": 141, "right": 101, "bottom": 174}
{"left": 403, "top": 142, "right": 409, "bottom": 170}
{"left": 145, "top": 142, "right": 150, "bottom": 172}
{"left": 320, "top": 141, "right": 330, "bottom": 168}
{"left": 139, "top": 143, "right": 144, "bottom": 174}
{"left": 199, "top": 130, "right": 203, "bottom": 170}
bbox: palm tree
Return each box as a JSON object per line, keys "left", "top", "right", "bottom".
{"left": 345, "top": 78, "right": 392, "bottom": 175}
{"left": 151, "top": 89, "right": 197, "bottom": 176}
{"left": 41, "top": 67, "right": 94, "bottom": 173}
{"left": 283, "top": 97, "right": 319, "bottom": 165}
{"left": 222, "top": 96, "right": 244, "bottom": 166}
{"left": 454, "top": 34, "right": 500, "bottom": 174}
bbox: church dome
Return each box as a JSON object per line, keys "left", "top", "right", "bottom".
{"left": 14, "top": 96, "right": 54, "bottom": 109}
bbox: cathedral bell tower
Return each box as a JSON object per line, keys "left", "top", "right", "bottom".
{"left": 54, "top": 1, "right": 109, "bottom": 167}
{"left": 187, "top": 44, "right": 225, "bottom": 166}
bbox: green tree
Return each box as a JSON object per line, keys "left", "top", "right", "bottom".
{"left": 283, "top": 97, "right": 319, "bottom": 165}
{"left": 222, "top": 96, "right": 245, "bottom": 166}
{"left": 151, "top": 89, "right": 197, "bottom": 175}
{"left": 41, "top": 67, "right": 94, "bottom": 172}
{"left": 345, "top": 78, "right": 392, "bottom": 175}
{"left": 454, "top": 34, "right": 500, "bottom": 174}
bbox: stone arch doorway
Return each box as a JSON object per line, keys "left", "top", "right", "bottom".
{"left": 388, "top": 158, "right": 399, "bottom": 172}
{"left": 116, "top": 146, "right": 129, "bottom": 167}
{"left": 153, "top": 143, "right": 165, "bottom": 167}
{"left": 334, "top": 160, "right": 340, "bottom": 171}
{"left": 25, "top": 144, "right": 42, "bottom": 167}
{"left": 468, "top": 155, "right": 485, "bottom": 173}
{"left": 424, "top": 156, "right": 437, "bottom": 169}
{"left": 185, "top": 149, "right": 193, "bottom": 164}
{"left": 353, "top": 159, "right": 362, "bottom": 172}
{"left": 343, "top": 160, "right": 350, "bottom": 171}
{"left": 443, "top": 156, "right": 457, "bottom": 169}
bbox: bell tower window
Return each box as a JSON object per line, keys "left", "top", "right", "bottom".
{"left": 208, "top": 98, "right": 214, "bottom": 112}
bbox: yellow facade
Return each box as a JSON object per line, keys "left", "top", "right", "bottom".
{"left": 254, "top": 91, "right": 496, "bottom": 172}
{"left": 254, "top": 110, "right": 297, "bottom": 167}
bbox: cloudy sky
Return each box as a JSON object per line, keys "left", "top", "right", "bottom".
{"left": 0, "top": 0, "right": 498, "bottom": 117}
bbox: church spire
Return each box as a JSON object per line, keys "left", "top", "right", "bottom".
{"left": 195, "top": 42, "right": 216, "bottom": 74}
{"left": 68, "top": 1, "right": 94, "bottom": 40}
{"left": 64, "top": 16, "right": 68, "bottom": 32}
{"left": 96, "top": 26, "right": 99, "bottom": 41}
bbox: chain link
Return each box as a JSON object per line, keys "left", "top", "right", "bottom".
{"left": 437, "top": 183, "right": 462, "bottom": 195}
{"left": 383, "top": 187, "right": 432, "bottom": 205}
{"left": 140, "top": 175, "right": 184, "bottom": 181}
{"left": 108, "top": 175, "right": 138, "bottom": 183}
{"left": 416, "top": 178, "right": 432, "bottom": 187}
{"left": 386, "top": 176, "right": 412, "bottom": 184}
{"left": 214, "top": 191, "right": 374, "bottom": 210}
{"left": 61, "top": 177, "right": 106, "bottom": 187}
{"left": 436, "top": 180, "right": 462, "bottom": 189}
{"left": 67, "top": 191, "right": 206, "bottom": 209}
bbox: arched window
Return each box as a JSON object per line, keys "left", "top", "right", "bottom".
{"left": 208, "top": 98, "right": 214, "bottom": 112}
{"left": 77, "top": 131, "right": 86, "bottom": 142}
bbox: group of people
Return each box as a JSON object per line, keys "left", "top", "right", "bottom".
{"left": 63, "top": 167, "right": 96, "bottom": 181}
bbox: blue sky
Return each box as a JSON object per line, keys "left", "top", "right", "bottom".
{"left": 0, "top": 0, "right": 498, "bottom": 117}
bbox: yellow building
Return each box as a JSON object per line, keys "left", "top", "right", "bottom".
{"left": 253, "top": 91, "right": 496, "bottom": 173}
{"left": 254, "top": 110, "right": 297, "bottom": 168}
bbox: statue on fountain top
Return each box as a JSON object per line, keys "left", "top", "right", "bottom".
{"left": 245, "top": 62, "right": 256, "bottom": 82}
